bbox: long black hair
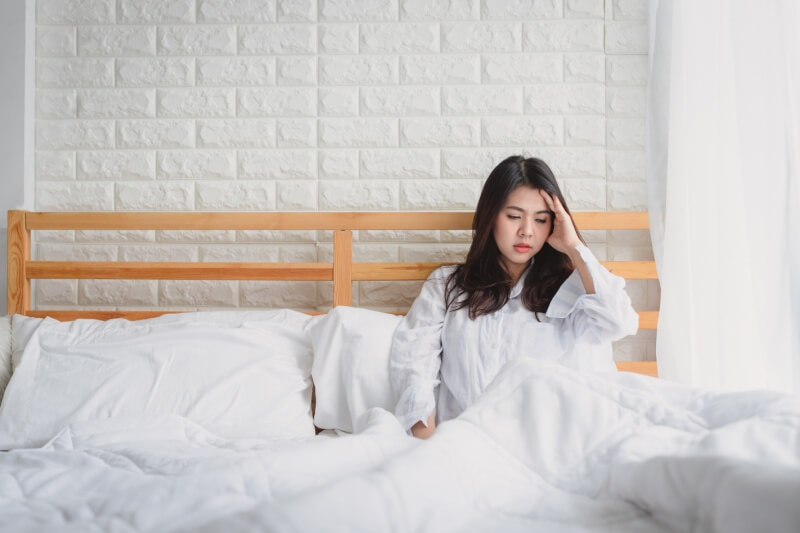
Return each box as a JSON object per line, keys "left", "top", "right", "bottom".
{"left": 445, "top": 155, "right": 583, "bottom": 320}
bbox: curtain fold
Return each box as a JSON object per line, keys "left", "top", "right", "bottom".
{"left": 647, "top": 0, "right": 800, "bottom": 393}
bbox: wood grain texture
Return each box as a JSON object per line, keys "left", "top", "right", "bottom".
{"left": 615, "top": 361, "right": 658, "bottom": 377}
{"left": 26, "top": 261, "right": 334, "bottom": 281}
{"left": 573, "top": 211, "right": 649, "bottom": 229}
{"left": 24, "top": 211, "right": 648, "bottom": 231}
{"left": 638, "top": 311, "right": 658, "bottom": 330}
{"left": 7, "top": 211, "right": 30, "bottom": 315}
{"left": 332, "top": 230, "right": 353, "bottom": 306}
{"left": 601, "top": 261, "right": 657, "bottom": 280}
{"left": 352, "top": 262, "right": 455, "bottom": 280}
{"left": 26, "top": 310, "right": 326, "bottom": 321}
{"left": 26, "top": 310, "right": 182, "bottom": 321}
{"left": 352, "top": 261, "right": 656, "bottom": 281}
{"left": 25, "top": 211, "right": 475, "bottom": 231}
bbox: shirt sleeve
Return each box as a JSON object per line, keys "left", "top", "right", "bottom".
{"left": 546, "top": 244, "right": 639, "bottom": 345}
{"left": 389, "top": 267, "right": 449, "bottom": 431}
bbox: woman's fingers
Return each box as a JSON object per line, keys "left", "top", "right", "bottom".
{"left": 551, "top": 195, "right": 571, "bottom": 222}
{"left": 540, "top": 190, "right": 567, "bottom": 222}
{"left": 539, "top": 189, "right": 555, "bottom": 210}
{"left": 539, "top": 190, "right": 559, "bottom": 220}
{"left": 552, "top": 194, "right": 566, "bottom": 216}
{"left": 539, "top": 190, "right": 581, "bottom": 253}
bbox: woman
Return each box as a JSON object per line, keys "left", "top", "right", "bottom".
{"left": 389, "top": 155, "right": 639, "bottom": 439}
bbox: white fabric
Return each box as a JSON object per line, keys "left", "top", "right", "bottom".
{"left": 0, "top": 310, "right": 315, "bottom": 449}
{"left": 0, "top": 410, "right": 413, "bottom": 533}
{"left": 2, "top": 359, "right": 798, "bottom": 532}
{"left": 264, "top": 360, "right": 800, "bottom": 533}
{"left": 308, "top": 306, "right": 401, "bottom": 432}
{"left": 390, "top": 244, "right": 639, "bottom": 430}
{"left": 647, "top": 0, "right": 800, "bottom": 392}
{"left": 10, "top": 314, "right": 42, "bottom": 368}
{"left": 0, "top": 315, "right": 10, "bottom": 403}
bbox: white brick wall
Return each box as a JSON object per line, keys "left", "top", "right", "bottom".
{"left": 33, "top": 0, "right": 655, "bottom": 361}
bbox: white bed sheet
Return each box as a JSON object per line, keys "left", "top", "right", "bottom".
{"left": 1, "top": 358, "right": 799, "bottom": 533}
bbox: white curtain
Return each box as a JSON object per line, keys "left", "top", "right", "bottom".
{"left": 647, "top": 0, "right": 800, "bottom": 393}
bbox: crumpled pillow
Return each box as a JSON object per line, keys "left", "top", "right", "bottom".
{"left": 308, "top": 307, "right": 401, "bottom": 433}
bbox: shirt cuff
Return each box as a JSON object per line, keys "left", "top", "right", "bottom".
{"left": 545, "top": 244, "right": 618, "bottom": 319}
{"left": 394, "top": 380, "right": 438, "bottom": 432}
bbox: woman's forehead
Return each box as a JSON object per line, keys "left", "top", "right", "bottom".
{"left": 503, "top": 186, "right": 548, "bottom": 211}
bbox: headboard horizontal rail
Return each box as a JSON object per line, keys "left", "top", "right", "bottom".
{"left": 614, "top": 362, "right": 658, "bottom": 377}
{"left": 24, "top": 310, "right": 327, "bottom": 321}
{"left": 24, "top": 211, "right": 649, "bottom": 231}
{"left": 26, "top": 211, "right": 475, "bottom": 231}
{"left": 25, "top": 260, "right": 656, "bottom": 282}
{"left": 352, "top": 262, "right": 657, "bottom": 280}
{"left": 637, "top": 311, "right": 658, "bottom": 329}
{"left": 26, "top": 261, "right": 335, "bottom": 281}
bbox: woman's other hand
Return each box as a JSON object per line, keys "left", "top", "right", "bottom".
{"left": 411, "top": 412, "right": 436, "bottom": 439}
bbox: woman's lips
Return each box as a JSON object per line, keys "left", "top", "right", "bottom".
{"left": 513, "top": 244, "right": 531, "bottom": 253}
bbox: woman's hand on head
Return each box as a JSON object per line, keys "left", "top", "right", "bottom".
{"left": 539, "top": 190, "right": 582, "bottom": 255}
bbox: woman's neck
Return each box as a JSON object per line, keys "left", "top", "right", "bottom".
{"left": 501, "top": 259, "right": 528, "bottom": 285}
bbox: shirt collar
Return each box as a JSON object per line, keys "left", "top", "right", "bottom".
{"left": 509, "top": 260, "right": 533, "bottom": 300}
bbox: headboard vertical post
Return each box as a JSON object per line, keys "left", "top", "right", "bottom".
{"left": 7, "top": 210, "right": 31, "bottom": 315}
{"left": 332, "top": 230, "right": 353, "bottom": 306}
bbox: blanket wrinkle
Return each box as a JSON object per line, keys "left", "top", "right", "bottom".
{"left": 1, "top": 358, "right": 799, "bottom": 532}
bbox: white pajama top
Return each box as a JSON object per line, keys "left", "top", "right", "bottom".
{"left": 389, "top": 244, "right": 639, "bottom": 431}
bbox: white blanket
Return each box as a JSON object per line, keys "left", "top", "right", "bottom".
{"left": 1, "top": 358, "right": 799, "bottom": 533}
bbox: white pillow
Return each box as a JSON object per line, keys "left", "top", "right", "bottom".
{"left": 0, "top": 309, "right": 315, "bottom": 449}
{"left": 9, "top": 311, "right": 310, "bottom": 368}
{"left": 0, "top": 316, "right": 11, "bottom": 403}
{"left": 10, "top": 314, "right": 43, "bottom": 369}
{"left": 308, "top": 307, "right": 401, "bottom": 432}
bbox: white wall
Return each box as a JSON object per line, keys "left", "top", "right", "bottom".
{"left": 30, "top": 0, "right": 655, "bottom": 360}
{"left": 1, "top": 0, "right": 29, "bottom": 315}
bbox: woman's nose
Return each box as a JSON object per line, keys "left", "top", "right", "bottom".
{"left": 519, "top": 220, "right": 533, "bottom": 237}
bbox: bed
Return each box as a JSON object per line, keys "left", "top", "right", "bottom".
{"left": 2, "top": 210, "right": 799, "bottom": 533}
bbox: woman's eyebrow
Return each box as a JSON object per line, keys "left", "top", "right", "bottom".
{"left": 504, "top": 206, "right": 551, "bottom": 215}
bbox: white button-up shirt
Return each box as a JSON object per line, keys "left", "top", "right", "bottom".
{"left": 389, "top": 244, "right": 639, "bottom": 431}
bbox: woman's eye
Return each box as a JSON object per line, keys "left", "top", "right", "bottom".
{"left": 535, "top": 218, "right": 547, "bottom": 224}
{"left": 507, "top": 215, "right": 521, "bottom": 220}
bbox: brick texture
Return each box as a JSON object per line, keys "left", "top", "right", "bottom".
{"left": 33, "top": 0, "right": 654, "bottom": 360}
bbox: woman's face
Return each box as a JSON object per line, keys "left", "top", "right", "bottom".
{"left": 492, "top": 186, "right": 553, "bottom": 282}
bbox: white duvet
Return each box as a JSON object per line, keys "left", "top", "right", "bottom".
{"left": 1, "top": 358, "right": 799, "bottom": 533}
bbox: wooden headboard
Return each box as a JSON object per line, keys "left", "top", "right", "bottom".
{"left": 7, "top": 210, "right": 658, "bottom": 376}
